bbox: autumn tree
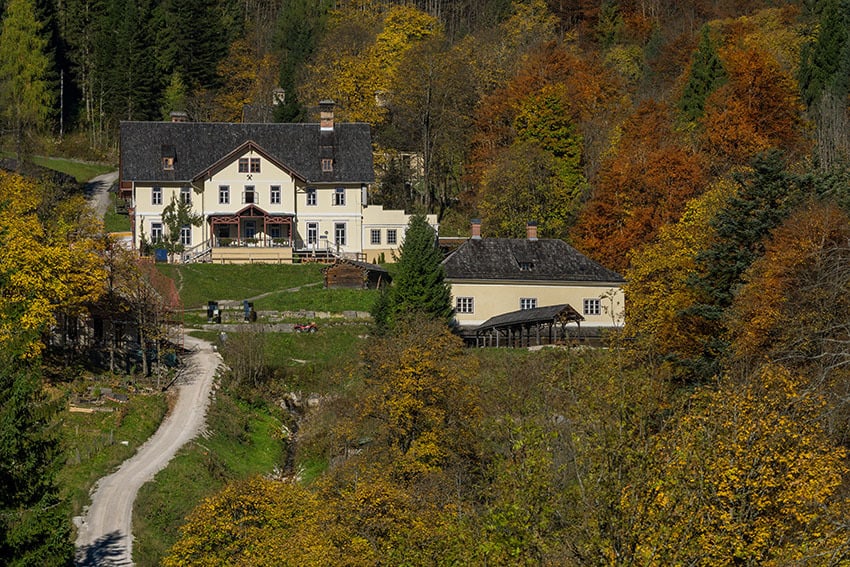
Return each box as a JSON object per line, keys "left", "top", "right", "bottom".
{"left": 0, "top": 0, "right": 55, "bottom": 163}
{"left": 701, "top": 45, "right": 805, "bottom": 166}
{"left": 300, "top": 4, "right": 441, "bottom": 126}
{"left": 212, "top": 35, "right": 280, "bottom": 122}
{"left": 624, "top": 183, "right": 729, "bottom": 368}
{"left": 728, "top": 199, "right": 850, "bottom": 444}
{"left": 0, "top": 171, "right": 105, "bottom": 358}
{"left": 571, "top": 100, "right": 706, "bottom": 272}
{"left": 625, "top": 365, "right": 849, "bottom": 564}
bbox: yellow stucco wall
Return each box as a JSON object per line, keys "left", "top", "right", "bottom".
{"left": 448, "top": 280, "right": 625, "bottom": 329}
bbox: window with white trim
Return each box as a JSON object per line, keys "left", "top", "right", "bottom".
{"left": 583, "top": 298, "right": 601, "bottom": 316}
{"left": 520, "top": 298, "right": 537, "bottom": 310}
{"left": 334, "top": 222, "right": 346, "bottom": 246}
{"left": 334, "top": 187, "right": 345, "bottom": 206}
{"left": 180, "top": 225, "right": 191, "bottom": 246}
{"left": 370, "top": 229, "right": 381, "bottom": 245}
{"left": 243, "top": 185, "right": 256, "bottom": 204}
{"left": 270, "top": 185, "right": 281, "bottom": 204}
{"left": 180, "top": 186, "right": 191, "bottom": 204}
{"left": 150, "top": 222, "right": 163, "bottom": 243}
{"left": 306, "top": 187, "right": 317, "bottom": 206}
{"left": 387, "top": 229, "right": 397, "bottom": 245}
{"left": 456, "top": 297, "right": 474, "bottom": 313}
{"left": 322, "top": 158, "right": 333, "bottom": 172}
{"left": 219, "top": 185, "right": 230, "bottom": 204}
{"left": 151, "top": 186, "right": 162, "bottom": 205}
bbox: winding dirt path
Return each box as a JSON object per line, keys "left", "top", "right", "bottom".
{"left": 74, "top": 335, "right": 221, "bottom": 566}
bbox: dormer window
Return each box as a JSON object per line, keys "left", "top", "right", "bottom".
{"left": 519, "top": 261, "right": 534, "bottom": 271}
{"left": 322, "top": 158, "right": 333, "bottom": 172}
{"left": 161, "top": 144, "right": 175, "bottom": 170}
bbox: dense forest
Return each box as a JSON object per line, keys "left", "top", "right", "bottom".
{"left": 3, "top": 0, "right": 850, "bottom": 564}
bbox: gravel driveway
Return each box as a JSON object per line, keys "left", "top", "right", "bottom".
{"left": 74, "top": 335, "right": 220, "bottom": 566}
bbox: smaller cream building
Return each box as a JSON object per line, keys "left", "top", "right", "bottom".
{"left": 442, "top": 224, "right": 625, "bottom": 334}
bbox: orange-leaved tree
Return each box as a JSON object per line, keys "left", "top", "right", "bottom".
{"left": 571, "top": 100, "right": 707, "bottom": 272}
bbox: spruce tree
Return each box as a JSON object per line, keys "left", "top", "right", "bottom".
{"left": 373, "top": 214, "right": 453, "bottom": 330}
{"left": 0, "top": 0, "right": 55, "bottom": 163}
{"left": 0, "top": 349, "right": 73, "bottom": 566}
{"left": 679, "top": 24, "right": 726, "bottom": 123}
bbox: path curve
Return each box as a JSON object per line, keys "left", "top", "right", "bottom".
{"left": 74, "top": 334, "right": 221, "bottom": 566}
{"left": 84, "top": 170, "right": 119, "bottom": 221}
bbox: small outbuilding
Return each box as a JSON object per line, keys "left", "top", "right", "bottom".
{"left": 323, "top": 259, "right": 391, "bottom": 289}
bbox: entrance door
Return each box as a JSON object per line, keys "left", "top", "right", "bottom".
{"left": 306, "top": 222, "right": 318, "bottom": 249}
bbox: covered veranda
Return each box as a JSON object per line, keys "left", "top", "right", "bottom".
{"left": 209, "top": 205, "right": 293, "bottom": 248}
{"left": 470, "top": 304, "right": 584, "bottom": 348}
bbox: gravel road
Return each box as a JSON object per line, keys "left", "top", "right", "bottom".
{"left": 84, "top": 171, "right": 119, "bottom": 220}
{"left": 74, "top": 334, "right": 221, "bottom": 566}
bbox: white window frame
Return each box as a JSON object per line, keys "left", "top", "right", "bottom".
{"left": 306, "top": 222, "right": 318, "bottom": 246}
{"left": 180, "top": 186, "right": 191, "bottom": 205}
{"left": 150, "top": 222, "right": 163, "bottom": 243}
{"left": 334, "top": 187, "right": 345, "bottom": 206}
{"left": 151, "top": 186, "right": 162, "bottom": 205}
{"left": 334, "top": 222, "right": 346, "bottom": 246}
{"left": 270, "top": 185, "right": 281, "bottom": 205}
{"left": 306, "top": 187, "right": 317, "bottom": 206}
{"left": 520, "top": 298, "right": 537, "bottom": 310}
{"left": 583, "top": 298, "right": 601, "bottom": 316}
{"left": 219, "top": 185, "right": 230, "bottom": 205}
{"left": 322, "top": 158, "right": 333, "bottom": 172}
{"left": 370, "top": 229, "right": 381, "bottom": 245}
{"left": 387, "top": 229, "right": 398, "bottom": 245}
{"left": 180, "top": 225, "right": 191, "bottom": 246}
{"left": 456, "top": 297, "right": 474, "bottom": 313}
{"left": 243, "top": 185, "right": 256, "bottom": 204}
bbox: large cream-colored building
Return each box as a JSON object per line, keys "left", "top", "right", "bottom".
{"left": 119, "top": 102, "right": 433, "bottom": 263}
{"left": 442, "top": 223, "right": 625, "bottom": 336}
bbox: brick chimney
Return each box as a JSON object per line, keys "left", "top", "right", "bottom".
{"left": 471, "top": 219, "right": 482, "bottom": 239}
{"left": 526, "top": 220, "right": 538, "bottom": 241}
{"left": 319, "top": 100, "right": 335, "bottom": 131}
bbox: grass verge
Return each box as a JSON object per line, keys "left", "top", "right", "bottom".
{"left": 131, "top": 386, "right": 285, "bottom": 565}
{"left": 58, "top": 392, "right": 168, "bottom": 519}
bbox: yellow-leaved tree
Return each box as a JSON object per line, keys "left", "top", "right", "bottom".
{"left": 0, "top": 171, "right": 105, "bottom": 356}
{"left": 623, "top": 181, "right": 730, "bottom": 369}
{"left": 624, "top": 364, "right": 849, "bottom": 565}
{"left": 300, "top": 4, "right": 441, "bottom": 125}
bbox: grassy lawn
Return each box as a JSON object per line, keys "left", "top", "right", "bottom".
{"left": 58, "top": 392, "right": 168, "bottom": 519}
{"left": 104, "top": 192, "right": 131, "bottom": 232}
{"left": 29, "top": 155, "right": 114, "bottom": 183}
{"left": 132, "top": 391, "right": 285, "bottom": 565}
{"left": 157, "top": 263, "right": 326, "bottom": 309}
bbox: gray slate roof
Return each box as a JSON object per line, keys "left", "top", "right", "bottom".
{"left": 442, "top": 238, "right": 625, "bottom": 283}
{"left": 120, "top": 121, "right": 375, "bottom": 184}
